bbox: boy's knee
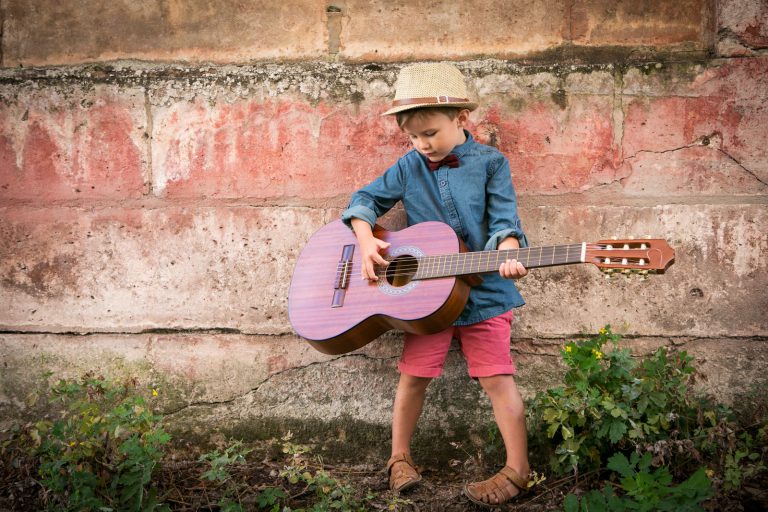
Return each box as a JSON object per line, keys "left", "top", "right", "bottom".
{"left": 400, "top": 374, "right": 432, "bottom": 392}
{"left": 478, "top": 374, "right": 514, "bottom": 394}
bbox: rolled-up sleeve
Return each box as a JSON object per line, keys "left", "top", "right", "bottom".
{"left": 483, "top": 157, "right": 528, "bottom": 250}
{"left": 341, "top": 161, "right": 406, "bottom": 228}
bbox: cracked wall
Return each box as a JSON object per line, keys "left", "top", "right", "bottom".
{"left": 1, "top": 0, "right": 767, "bottom": 461}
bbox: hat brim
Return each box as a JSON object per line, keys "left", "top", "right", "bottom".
{"left": 381, "top": 101, "right": 478, "bottom": 116}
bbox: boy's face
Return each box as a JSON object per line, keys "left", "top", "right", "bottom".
{"left": 401, "top": 110, "right": 469, "bottom": 162}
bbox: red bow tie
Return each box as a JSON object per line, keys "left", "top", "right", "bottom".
{"left": 426, "top": 154, "right": 460, "bottom": 171}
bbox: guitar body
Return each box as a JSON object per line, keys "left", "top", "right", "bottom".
{"left": 288, "top": 220, "right": 472, "bottom": 355}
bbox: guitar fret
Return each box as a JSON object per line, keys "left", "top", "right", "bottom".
{"left": 419, "top": 244, "right": 589, "bottom": 279}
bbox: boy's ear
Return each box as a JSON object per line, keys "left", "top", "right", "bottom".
{"left": 456, "top": 108, "right": 471, "bottom": 126}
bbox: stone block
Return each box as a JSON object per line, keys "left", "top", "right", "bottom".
{"left": 621, "top": 58, "right": 768, "bottom": 190}
{"left": 151, "top": 96, "right": 404, "bottom": 199}
{"left": 0, "top": 83, "right": 149, "bottom": 201}
{"left": 2, "top": 204, "right": 765, "bottom": 339}
{"left": 515, "top": 204, "right": 768, "bottom": 338}
{"left": 1, "top": 332, "right": 765, "bottom": 461}
{"left": 2, "top": 0, "right": 326, "bottom": 66}
{"left": 337, "top": 0, "right": 568, "bottom": 61}
{"left": 569, "top": 0, "right": 710, "bottom": 47}
{"left": 0, "top": 206, "right": 327, "bottom": 333}
{"left": 716, "top": 0, "right": 768, "bottom": 56}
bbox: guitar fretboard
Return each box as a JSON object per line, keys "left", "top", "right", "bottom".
{"left": 413, "top": 244, "right": 586, "bottom": 280}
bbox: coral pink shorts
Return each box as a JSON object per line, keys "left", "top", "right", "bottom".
{"left": 398, "top": 311, "right": 516, "bottom": 379}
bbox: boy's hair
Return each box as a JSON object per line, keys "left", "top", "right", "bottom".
{"left": 395, "top": 107, "right": 463, "bottom": 129}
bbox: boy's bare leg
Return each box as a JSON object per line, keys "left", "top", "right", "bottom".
{"left": 391, "top": 374, "right": 431, "bottom": 456}
{"left": 476, "top": 374, "right": 530, "bottom": 498}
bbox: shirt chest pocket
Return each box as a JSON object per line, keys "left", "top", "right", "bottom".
{"left": 449, "top": 171, "right": 488, "bottom": 218}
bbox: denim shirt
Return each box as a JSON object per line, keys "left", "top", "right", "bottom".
{"left": 341, "top": 131, "right": 528, "bottom": 325}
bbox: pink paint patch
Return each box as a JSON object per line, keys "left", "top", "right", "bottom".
{"left": 476, "top": 98, "right": 617, "bottom": 194}
{"left": 0, "top": 97, "right": 146, "bottom": 201}
{"left": 155, "top": 99, "right": 407, "bottom": 199}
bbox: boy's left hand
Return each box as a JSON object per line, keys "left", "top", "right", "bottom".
{"left": 497, "top": 236, "right": 527, "bottom": 279}
{"left": 499, "top": 258, "right": 528, "bottom": 280}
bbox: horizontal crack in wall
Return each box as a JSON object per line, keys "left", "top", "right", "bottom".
{"left": 156, "top": 335, "right": 768, "bottom": 417}
{"left": 162, "top": 351, "right": 396, "bottom": 417}
{"left": 622, "top": 132, "right": 768, "bottom": 188}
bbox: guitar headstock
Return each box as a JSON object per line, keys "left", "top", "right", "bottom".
{"left": 586, "top": 238, "right": 675, "bottom": 278}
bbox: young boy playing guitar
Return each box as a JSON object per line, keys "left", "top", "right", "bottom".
{"left": 341, "top": 62, "right": 531, "bottom": 507}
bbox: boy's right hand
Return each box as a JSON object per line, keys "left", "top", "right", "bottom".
{"left": 351, "top": 218, "right": 390, "bottom": 280}
{"left": 358, "top": 236, "right": 391, "bottom": 281}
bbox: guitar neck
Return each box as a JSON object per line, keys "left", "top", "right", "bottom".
{"left": 413, "top": 243, "right": 586, "bottom": 280}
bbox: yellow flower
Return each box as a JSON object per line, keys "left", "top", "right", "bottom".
{"left": 592, "top": 349, "right": 603, "bottom": 359}
{"left": 705, "top": 468, "right": 714, "bottom": 479}
{"left": 69, "top": 441, "right": 77, "bottom": 446}
{"left": 565, "top": 345, "right": 572, "bottom": 353}
{"left": 599, "top": 328, "right": 607, "bottom": 335}
{"left": 152, "top": 388, "right": 158, "bottom": 397}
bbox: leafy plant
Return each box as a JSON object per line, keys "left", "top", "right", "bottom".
{"left": 528, "top": 326, "right": 701, "bottom": 475}
{"left": 199, "top": 440, "right": 254, "bottom": 511}
{"left": 276, "top": 431, "right": 370, "bottom": 511}
{"left": 562, "top": 452, "right": 711, "bottom": 512}
{"left": 30, "top": 374, "right": 170, "bottom": 511}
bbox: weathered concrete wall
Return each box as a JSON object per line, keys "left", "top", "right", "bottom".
{"left": 1, "top": 0, "right": 767, "bottom": 461}
{"left": 2, "top": 0, "right": 715, "bottom": 65}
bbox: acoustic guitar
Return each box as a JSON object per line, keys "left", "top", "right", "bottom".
{"left": 288, "top": 220, "right": 675, "bottom": 355}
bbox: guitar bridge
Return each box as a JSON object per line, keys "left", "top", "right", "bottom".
{"left": 331, "top": 244, "right": 355, "bottom": 308}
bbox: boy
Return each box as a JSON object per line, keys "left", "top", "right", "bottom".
{"left": 341, "top": 62, "right": 531, "bottom": 507}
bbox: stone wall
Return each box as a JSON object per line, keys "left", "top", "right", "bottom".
{"left": 1, "top": 0, "right": 766, "bottom": 461}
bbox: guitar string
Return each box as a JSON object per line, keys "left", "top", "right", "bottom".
{"left": 336, "top": 244, "right": 654, "bottom": 274}
{"left": 371, "top": 256, "right": 652, "bottom": 279}
{"left": 335, "top": 244, "right": 651, "bottom": 275}
{"left": 334, "top": 243, "right": 651, "bottom": 271}
{"left": 341, "top": 244, "right": 653, "bottom": 278}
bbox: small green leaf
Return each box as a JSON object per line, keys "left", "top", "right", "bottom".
{"left": 608, "top": 420, "right": 627, "bottom": 444}
{"left": 607, "top": 453, "right": 634, "bottom": 478}
{"left": 563, "top": 493, "right": 580, "bottom": 512}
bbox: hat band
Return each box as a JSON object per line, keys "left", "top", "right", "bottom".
{"left": 391, "top": 96, "right": 470, "bottom": 108}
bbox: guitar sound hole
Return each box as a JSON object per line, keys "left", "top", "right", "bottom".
{"left": 385, "top": 255, "right": 418, "bottom": 287}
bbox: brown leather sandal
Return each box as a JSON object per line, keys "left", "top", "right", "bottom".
{"left": 386, "top": 453, "right": 422, "bottom": 492}
{"left": 463, "top": 466, "right": 529, "bottom": 507}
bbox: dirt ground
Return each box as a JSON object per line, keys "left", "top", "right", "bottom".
{"left": 4, "top": 450, "right": 768, "bottom": 512}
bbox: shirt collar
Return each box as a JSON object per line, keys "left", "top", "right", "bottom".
{"left": 451, "top": 129, "right": 474, "bottom": 158}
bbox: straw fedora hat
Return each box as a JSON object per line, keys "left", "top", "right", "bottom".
{"left": 382, "top": 62, "right": 478, "bottom": 116}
